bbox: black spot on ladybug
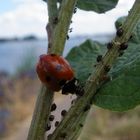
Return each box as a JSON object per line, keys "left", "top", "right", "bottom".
{"left": 45, "top": 123, "right": 51, "bottom": 131}
{"left": 107, "top": 42, "right": 113, "bottom": 49}
{"left": 55, "top": 64, "right": 62, "bottom": 71}
{"left": 96, "top": 55, "right": 102, "bottom": 62}
{"left": 49, "top": 115, "right": 55, "bottom": 121}
{"left": 61, "top": 110, "right": 67, "bottom": 117}
{"left": 55, "top": 121, "right": 59, "bottom": 127}
{"left": 104, "top": 65, "right": 111, "bottom": 73}
{"left": 83, "top": 104, "right": 90, "bottom": 112}
{"left": 120, "top": 43, "right": 128, "bottom": 50}
{"left": 51, "top": 103, "right": 57, "bottom": 112}
{"left": 116, "top": 27, "right": 123, "bottom": 37}
{"left": 46, "top": 76, "right": 51, "bottom": 82}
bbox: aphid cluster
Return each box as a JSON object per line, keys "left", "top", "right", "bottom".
{"left": 73, "top": 7, "right": 77, "bottom": 14}
{"left": 107, "top": 26, "right": 129, "bottom": 57}
{"left": 45, "top": 102, "right": 70, "bottom": 139}
{"left": 66, "top": 6, "right": 77, "bottom": 41}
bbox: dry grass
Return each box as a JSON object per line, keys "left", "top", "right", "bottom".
{"left": 79, "top": 106, "right": 140, "bottom": 140}
{"left": 0, "top": 76, "right": 40, "bottom": 138}
{"left": 1, "top": 76, "right": 140, "bottom": 140}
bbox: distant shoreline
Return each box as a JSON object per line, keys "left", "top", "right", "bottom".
{"left": 0, "top": 35, "right": 39, "bottom": 43}
{"left": 0, "top": 33, "right": 114, "bottom": 43}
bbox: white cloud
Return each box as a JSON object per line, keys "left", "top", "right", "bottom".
{"left": 0, "top": 0, "right": 135, "bottom": 37}
{"left": 12, "top": 0, "right": 40, "bottom": 4}
{"left": 0, "top": 1, "right": 48, "bottom": 37}
{"left": 71, "top": 0, "right": 135, "bottom": 36}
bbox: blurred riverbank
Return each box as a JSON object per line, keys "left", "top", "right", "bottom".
{"left": 0, "top": 34, "right": 113, "bottom": 74}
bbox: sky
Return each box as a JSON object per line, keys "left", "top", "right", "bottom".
{"left": 0, "top": 0, "right": 135, "bottom": 38}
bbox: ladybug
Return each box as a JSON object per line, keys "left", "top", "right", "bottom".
{"left": 36, "top": 54, "right": 84, "bottom": 96}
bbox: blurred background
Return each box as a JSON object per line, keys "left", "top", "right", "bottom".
{"left": 1, "top": 0, "right": 140, "bottom": 140}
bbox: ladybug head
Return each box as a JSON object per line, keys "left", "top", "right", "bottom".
{"left": 62, "top": 78, "right": 84, "bottom": 96}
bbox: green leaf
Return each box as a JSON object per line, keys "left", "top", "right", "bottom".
{"left": 77, "top": 0, "right": 118, "bottom": 13}
{"left": 93, "top": 44, "right": 140, "bottom": 111}
{"left": 44, "top": 0, "right": 118, "bottom": 13}
{"left": 66, "top": 39, "right": 106, "bottom": 82}
{"left": 67, "top": 39, "right": 140, "bottom": 111}
{"left": 90, "top": 18, "right": 140, "bottom": 111}
{"left": 67, "top": 17, "right": 140, "bottom": 111}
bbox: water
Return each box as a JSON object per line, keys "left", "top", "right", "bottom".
{"left": 0, "top": 35, "right": 112, "bottom": 74}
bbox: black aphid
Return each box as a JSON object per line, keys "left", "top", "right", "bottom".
{"left": 51, "top": 103, "right": 57, "bottom": 111}
{"left": 61, "top": 110, "right": 67, "bottom": 117}
{"left": 49, "top": 115, "right": 55, "bottom": 121}
{"left": 107, "top": 42, "right": 113, "bottom": 49}
{"left": 96, "top": 55, "right": 102, "bottom": 62}
{"left": 116, "top": 27, "right": 123, "bottom": 37}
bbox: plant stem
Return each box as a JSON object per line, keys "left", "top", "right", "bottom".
{"left": 47, "top": 0, "right": 58, "bottom": 27}
{"left": 49, "top": 1, "right": 140, "bottom": 140}
{"left": 46, "top": 0, "right": 58, "bottom": 53}
{"left": 27, "top": 0, "right": 78, "bottom": 140}
{"left": 51, "top": 0, "right": 78, "bottom": 55}
{"left": 27, "top": 1, "right": 58, "bottom": 140}
{"left": 27, "top": 86, "right": 54, "bottom": 140}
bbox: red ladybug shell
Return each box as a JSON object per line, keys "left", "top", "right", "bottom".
{"left": 36, "top": 54, "right": 74, "bottom": 91}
